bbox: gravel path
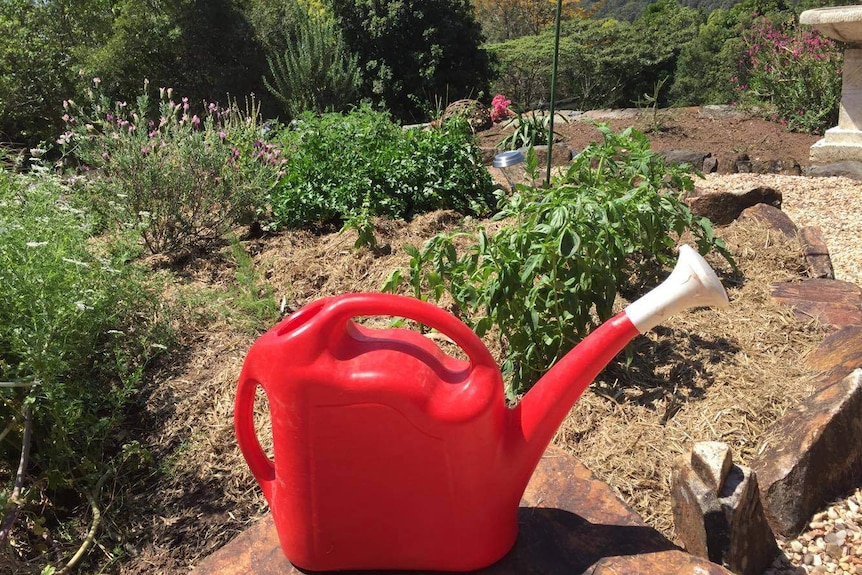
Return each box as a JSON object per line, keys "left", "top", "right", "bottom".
{"left": 701, "top": 173, "right": 862, "bottom": 575}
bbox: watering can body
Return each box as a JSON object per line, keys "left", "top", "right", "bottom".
{"left": 234, "top": 245, "right": 729, "bottom": 572}
{"left": 234, "top": 295, "right": 523, "bottom": 571}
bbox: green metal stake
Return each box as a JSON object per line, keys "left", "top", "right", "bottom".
{"left": 546, "top": 0, "right": 564, "bottom": 187}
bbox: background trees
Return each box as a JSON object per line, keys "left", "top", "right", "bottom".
{"left": 473, "top": 0, "right": 593, "bottom": 42}
{"left": 328, "top": 0, "right": 492, "bottom": 122}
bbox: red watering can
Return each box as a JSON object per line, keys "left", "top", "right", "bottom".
{"left": 234, "top": 244, "right": 728, "bottom": 572}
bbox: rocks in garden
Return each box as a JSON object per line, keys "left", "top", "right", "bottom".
{"left": 661, "top": 150, "right": 715, "bottom": 172}
{"left": 440, "top": 99, "right": 492, "bottom": 133}
{"left": 698, "top": 105, "right": 751, "bottom": 120}
{"left": 530, "top": 143, "right": 573, "bottom": 167}
{"left": 752, "top": 369, "right": 862, "bottom": 538}
{"left": 799, "top": 226, "right": 835, "bottom": 279}
{"left": 770, "top": 279, "right": 862, "bottom": 329}
{"left": 738, "top": 204, "right": 798, "bottom": 238}
{"left": 684, "top": 186, "right": 782, "bottom": 225}
{"left": 807, "top": 325, "right": 862, "bottom": 389}
{"left": 735, "top": 157, "right": 803, "bottom": 175}
{"left": 671, "top": 441, "right": 779, "bottom": 575}
{"left": 806, "top": 160, "right": 862, "bottom": 180}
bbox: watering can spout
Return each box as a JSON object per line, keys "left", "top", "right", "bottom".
{"left": 510, "top": 244, "right": 728, "bottom": 473}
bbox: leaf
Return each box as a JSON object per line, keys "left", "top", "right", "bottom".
{"left": 557, "top": 229, "right": 581, "bottom": 258}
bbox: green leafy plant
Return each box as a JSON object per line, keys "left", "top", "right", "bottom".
{"left": 636, "top": 75, "right": 670, "bottom": 133}
{"left": 0, "top": 165, "right": 168, "bottom": 569}
{"left": 496, "top": 110, "right": 566, "bottom": 150}
{"left": 385, "top": 125, "right": 732, "bottom": 397}
{"left": 59, "top": 79, "right": 281, "bottom": 255}
{"left": 736, "top": 16, "right": 842, "bottom": 134}
{"left": 269, "top": 106, "right": 496, "bottom": 233}
{"left": 263, "top": 11, "right": 362, "bottom": 120}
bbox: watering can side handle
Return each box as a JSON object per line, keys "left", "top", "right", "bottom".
{"left": 234, "top": 374, "right": 275, "bottom": 501}
{"left": 321, "top": 292, "right": 498, "bottom": 371}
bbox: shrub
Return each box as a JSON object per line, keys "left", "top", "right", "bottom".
{"left": 0, "top": 165, "right": 167, "bottom": 563}
{"left": 60, "top": 79, "right": 281, "bottom": 255}
{"left": 384, "top": 125, "right": 732, "bottom": 397}
{"left": 328, "top": 0, "right": 492, "bottom": 123}
{"left": 269, "top": 106, "right": 496, "bottom": 232}
{"left": 264, "top": 11, "right": 362, "bottom": 120}
{"left": 736, "top": 16, "right": 842, "bottom": 133}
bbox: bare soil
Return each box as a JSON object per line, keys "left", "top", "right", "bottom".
{"left": 476, "top": 106, "right": 822, "bottom": 172}
{"left": 10, "top": 108, "right": 836, "bottom": 575}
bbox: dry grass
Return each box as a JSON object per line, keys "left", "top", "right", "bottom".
{"left": 112, "top": 213, "right": 827, "bottom": 573}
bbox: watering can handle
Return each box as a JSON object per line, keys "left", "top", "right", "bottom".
{"left": 234, "top": 375, "right": 274, "bottom": 501}
{"left": 322, "top": 293, "right": 498, "bottom": 372}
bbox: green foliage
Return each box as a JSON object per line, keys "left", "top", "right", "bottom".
{"left": 84, "top": 0, "right": 268, "bottom": 120}
{"left": 328, "top": 0, "right": 493, "bottom": 122}
{"left": 0, "top": 166, "right": 166, "bottom": 543}
{"left": 488, "top": 4, "right": 701, "bottom": 110}
{"left": 496, "top": 110, "right": 566, "bottom": 150}
{"left": 269, "top": 106, "right": 496, "bottom": 231}
{"left": 0, "top": 0, "right": 110, "bottom": 146}
{"left": 60, "top": 80, "right": 281, "bottom": 255}
{"left": 736, "top": 15, "right": 842, "bottom": 134}
{"left": 385, "top": 125, "right": 731, "bottom": 397}
{"left": 264, "top": 12, "right": 362, "bottom": 120}
{"left": 670, "top": 8, "right": 746, "bottom": 105}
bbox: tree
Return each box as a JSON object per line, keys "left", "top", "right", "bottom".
{"left": 473, "top": 0, "right": 592, "bottom": 42}
{"left": 328, "top": 0, "right": 492, "bottom": 123}
{"left": 0, "top": 0, "right": 112, "bottom": 146}
{"left": 85, "top": 0, "right": 267, "bottom": 113}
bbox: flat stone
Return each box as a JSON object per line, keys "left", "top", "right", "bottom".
{"left": 807, "top": 160, "right": 862, "bottom": 180}
{"left": 739, "top": 203, "right": 798, "bottom": 238}
{"left": 799, "top": 226, "right": 835, "bottom": 279}
{"left": 685, "top": 186, "right": 783, "bottom": 225}
{"left": 193, "top": 447, "right": 733, "bottom": 575}
{"left": 692, "top": 441, "right": 734, "bottom": 492}
{"left": 807, "top": 325, "right": 862, "bottom": 389}
{"left": 699, "top": 105, "right": 751, "bottom": 120}
{"left": 770, "top": 279, "right": 862, "bottom": 329}
{"left": 752, "top": 370, "right": 862, "bottom": 537}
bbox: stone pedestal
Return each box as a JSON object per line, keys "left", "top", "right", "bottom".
{"left": 801, "top": 7, "right": 862, "bottom": 162}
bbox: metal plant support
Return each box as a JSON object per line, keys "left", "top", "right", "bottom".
{"left": 546, "top": 0, "right": 564, "bottom": 187}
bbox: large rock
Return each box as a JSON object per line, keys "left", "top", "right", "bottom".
{"left": 440, "top": 99, "right": 492, "bottom": 133}
{"left": 752, "top": 370, "right": 862, "bottom": 537}
{"left": 685, "top": 187, "right": 783, "bottom": 225}
{"left": 194, "top": 447, "right": 734, "bottom": 575}
{"left": 671, "top": 442, "right": 778, "bottom": 575}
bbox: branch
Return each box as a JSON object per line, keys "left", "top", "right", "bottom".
{"left": 56, "top": 468, "right": 115, "bottom": 575}
{"left": 0, "top": 380, "right": 40, "bottom": 388}
{"left": 0, "top": 402, "right": 33, "bottom": 548}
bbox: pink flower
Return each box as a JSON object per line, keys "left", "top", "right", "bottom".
{"left": 192, "top": 115, "right": 201, "bottom": 127}
{"left": 93, "top": 77, "right": 101, "bottom": 85}
{"left": 218, "top": 130, "right": 226, "bottom": 140}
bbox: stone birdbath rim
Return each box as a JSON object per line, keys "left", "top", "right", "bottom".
{"left": 800, "top": 5, "right": 862, "bottom": 44}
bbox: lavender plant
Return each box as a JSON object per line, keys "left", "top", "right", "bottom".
{"left": 60, "top": 79, "right": 283, "bottom": 255}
